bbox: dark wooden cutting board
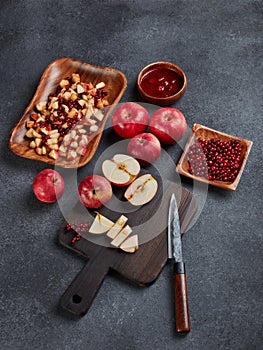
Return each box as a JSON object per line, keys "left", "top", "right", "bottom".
{"left": 59, "top": 179, "right": 197, "bottom": 316}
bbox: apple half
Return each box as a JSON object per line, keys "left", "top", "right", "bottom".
{"left": 102, "top": 154, "right": 140, "bottom": 186}
{"left": 124, "top": 174, "right": 158, "bottom": 206}
{"left": 120, "top": 234, "right": 139, "bottom": 253}
{"left": 89, "top": 212, "right": 114, "bottom": 234}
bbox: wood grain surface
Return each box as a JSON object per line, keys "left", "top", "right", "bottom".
{"left": 174, "top": 271, "right": 190, "bottom": 332}
{"left": 8, "top": 57, "right": 127, "bottom": 168}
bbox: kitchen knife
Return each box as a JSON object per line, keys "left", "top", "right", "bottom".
{"left": 168, "top": 193, "right": 190, "bottom": 333}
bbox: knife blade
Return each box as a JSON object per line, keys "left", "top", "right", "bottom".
{"left": 168, "top": 193, "right": 190, "bottom": 333}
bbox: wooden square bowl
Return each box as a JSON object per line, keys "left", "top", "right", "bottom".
{"left": 176, "top": 123, "right": 253, "bottom": 191}
{"left": 8, "top": 58, "right": 127, "bottom": 168}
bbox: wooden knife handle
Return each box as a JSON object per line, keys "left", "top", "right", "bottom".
{"left": 174, "top": 262, "right": 190, "bottom": 333}
{"left": 60, "top": 253, "right": 109, "bottom": 316}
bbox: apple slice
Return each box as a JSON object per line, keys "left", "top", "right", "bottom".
{"left": 120, "top": 234, "right": 139, "bottom": 253}
{"left": 110, "top": 225, "right": 132, "bottom": 247}
{"left": 124, "top": 174, "right": 158, "bottom": 206}
{"left": 106, "top": 215, "right": 128, "bottom": 239}
{"left": 102, "top": 154, "right": 140, "bottom": 186}
{"left": 89, "top": 212, "right": 114, "bottom": 234}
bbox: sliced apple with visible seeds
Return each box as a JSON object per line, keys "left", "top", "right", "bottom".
{"left": 111, "top": 225, "right": 132, "bottom": 247}
{"left": 106, "top": 215, "right": 128, "bottom": 239}
{"left": 89, "top": 212, "right": 114, "bottom": 234}
{"left": 102, "top": 154, "right": 140, "bottom": 186}
{"left": 124, "top": 174, "right": 158, "bottom": 206}
{"left": 120, "top": 234, "right": 139, "bottom": 253}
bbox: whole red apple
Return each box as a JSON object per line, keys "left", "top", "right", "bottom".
{"left": 127, "top": 132, "right": 161, "bottom": 166}
{"left": 78, "top": 175, "right": 112, "bottom": 209}
{"left": 149, "top": 108, "right": 187, "bottom": 144}
{"left": 33, "top": 169, "right": 65, "bottom": 203}
{"left": 112, "top": 102, "right": 149, "bottom": 138}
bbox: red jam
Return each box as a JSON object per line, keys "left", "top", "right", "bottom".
{"left": 140, "top": 68, "right": 184, "bottom": 98}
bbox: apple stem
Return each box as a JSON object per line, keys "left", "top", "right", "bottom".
{"left": 52, "top": 176, "right": 59, "bottom": 184}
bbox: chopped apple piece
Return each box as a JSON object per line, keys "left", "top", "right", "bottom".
{"left": 106, "top": 215, "right": 128, "bottom": 239}
{"left": 77, "top": 84, "right": 85, "bottom": 94}
{"left": 78, "top": 99, "right": 86, "bottom": 107}
{"left": 67, "top": 149, "right": 77, "bottom": 160}
{"left": 111, "top": 225, "right": 132, "bottom": 247}
{"left": 120, "top": 234, "right": 139, "bottom": 253}
{"left": 71, "top": 73, "right": 80, "bottom": 83}
{"left": 26, "top": 120, "right": 35, "bottom": 128}
{"left": 96, "top": 99, "right": 104, "bottom": 109}
{"left": 35, "top": 138, "right": 42, "bottom": 147}
{"left": 62, "top": 104, "right": 69, "bottom": 113}
{"left": 124, "top": 174, "right": 158, "bottom": 206}
{"left": 49, "top": 129, "right": 59, "bottom": 135}
{"left": 29, "top": 140, "right": 36, "bottom": 148}
{"left": 48, "top": 144, "right": 59, "bottom": 150}
{"left": 90, "top": 124, "right": 98, "bottom": 133}
{"left": 35, "top": 147, "right": 42, "bottom": 155}
{"left": 36, "top": 116, "right": 45, "bottom": 123}
{"left": 32, "top": 130, "right": 42, "bottom": 138}
{"left": 95, "top": 82, "right": 106, "bottom": 89}
{"left": 102, "top": 154, "right": 140, "bottom": 186}
{"left": 42, "top": 146, "right": 47, "bottom": 155}
{"left": 50, "top": 132, "right": 60, "bottom": 139}
{"left": 63, "top": 91, "right": 71, "bottom": 100}
{"left": 36, "top": 101, "right": 47, "bottom": 112}
{"left": 40, "top": 128, "right": 49, "bottom": 135}
{"left": 47, "top": 138, "right": 58, "bottom": 145}
{"left": 85, "top": 118, "right": 96, "bottom": 125}
{"left": 51, "top": 101, "right": 59, "bottom": 110}
{"left": 49, "top": 149, "right": 58, "bottom": 160}
{"left": 70, "top": 93, "right": 78, "bottom": 101}
{"left": 68, "top": 108, "right": 78, "bottom": 118}
{"left": 59, "top": 79, "right": 70, "bottom": 88}
{"left": 25, "top": 128, "right": 34, "bottom": 138}
{"left": 89, "top": 212, "right": 114, "bottom": 234}
{"left": 94, "top": 109, "right": 104, "bottom": 121}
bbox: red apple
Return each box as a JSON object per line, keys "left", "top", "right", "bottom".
{"left": 127, "top": 132, "right": 161, "bottom": 166}
{"left": 33, "top": 169, "right": 64, "bottom": 203}
{"left": 149, "top": 108, "right": 187, "bottom": 144}
{"left": 78, "top": 175, "right": 112, "bottom": 209}
{"left": 112, "top": 102, "right": 149, "bottom": 138}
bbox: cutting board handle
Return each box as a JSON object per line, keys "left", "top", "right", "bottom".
{"left": 60, "top": 253, "right": 109, "bottom": 316}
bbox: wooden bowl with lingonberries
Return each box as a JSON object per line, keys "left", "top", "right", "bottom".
{"left": 176, "top": 123, "right": 253, "bottom": 191}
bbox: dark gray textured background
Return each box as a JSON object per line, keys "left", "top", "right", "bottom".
{"left": 0, "top": 1, "right": 262, "bottom": 349}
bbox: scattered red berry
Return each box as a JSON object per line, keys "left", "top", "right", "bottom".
{"left": 64, "top": 221, "right": 90, "bottom": 244}
{"left": 66, "top": 223, "right": 73, "bottom": 231}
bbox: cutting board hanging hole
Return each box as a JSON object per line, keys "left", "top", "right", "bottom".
{"left": 72, "top": 294, "right": 82, "bottom": 304}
